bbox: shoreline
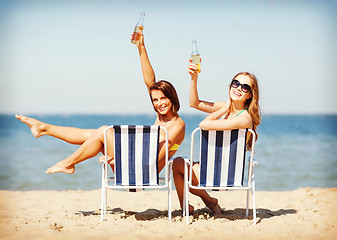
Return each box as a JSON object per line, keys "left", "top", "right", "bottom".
{"left": 1, "top": 188, "right": 336, "bottom": 239}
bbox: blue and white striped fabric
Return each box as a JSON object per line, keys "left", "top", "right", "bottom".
{"left": 199, "top": 129, "right": 247, "bottom": 187}
{"left": 113, "top": 125, "right": 160, "bottom": 187}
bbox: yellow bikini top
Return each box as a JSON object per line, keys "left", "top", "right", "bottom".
{"left": 170, "top": 143, "right": 180, "bottom": 151}
{"left": 160, "top": 134, "right": 180, "bottom": 151}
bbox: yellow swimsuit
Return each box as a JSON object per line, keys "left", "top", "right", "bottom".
{"left": 160, "top": 134, "right": 180, "bottom": 151}
{"left": 170, "top": 143, "right": 180, "bottom": 151}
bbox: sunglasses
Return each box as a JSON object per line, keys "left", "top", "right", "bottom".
{"left": 230, "top": 79, "right": 251, "bottom": 93}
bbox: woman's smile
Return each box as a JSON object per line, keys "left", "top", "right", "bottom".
{"left": 157, "top": 105, "right": 167, "bottom": 113}
{"left": 151, "top": 89, "right": 172, "bottom": 115}
{"left": 233, "top": 89, "right": 242, "bottom": 97}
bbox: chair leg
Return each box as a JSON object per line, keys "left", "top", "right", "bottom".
{"left": 100, "top": 191, "right": 104, "bottom": 222}
{"left": 184, "top": 160, "right": 189, "bottom": 224}
{"left": 168, "top": 162, "right": 172, "bottom": 222}
{"left": 104, "top": 168, "right": 108, "bottom": 215}
{"left": 182, "top": 163, "right": 185, "bottom": 218}
{"left": 182, "top": 163, "right": 186, "bottom": 218}
{"left": 246, "top": 189, "right": 250, "bottom": 218}
{"left": 101, "top": 164, "right": 106, "bottom": 222}
{"left": 252, "top": 176, "right": 257, "bottom": 225}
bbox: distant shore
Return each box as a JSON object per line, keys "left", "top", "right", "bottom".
{"left": 1, "top": 188, "right": 336, "bottom": 239}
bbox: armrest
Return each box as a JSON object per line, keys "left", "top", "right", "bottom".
{"left": 99, "top": 155, "right": 106, "bottom": 165}
{"left": 169, "top": 157, "right": 191, "bottom": 165}
{"left": 183, "top": 157, "right": 191, "bottom": 165}
{"left": 248, "top": 156, "right": 258, "bottom": 166}
{"left": 99, "top": 155, "right": 114, "bottom": 165}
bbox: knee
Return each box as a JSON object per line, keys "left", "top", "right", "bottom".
{"left": 172, "top": 157, "right": 185, "bottom": 172}
{"left": 98, "top": 125, "right": 109, "bottom": 132}
{"left": 95, "top": 125, "right": 109, "bottom": 135}
{"left": 89, "top": 125, "right": 109, "bottom": 140}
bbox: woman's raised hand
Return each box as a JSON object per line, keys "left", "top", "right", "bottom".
{"left": 188, "top": 58, "right": 200, "bottom": 78}
{"left": 130, "top": 32, "right": 145, "bottom": 49}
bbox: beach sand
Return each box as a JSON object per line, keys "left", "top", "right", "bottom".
{"left": 0, "top": 188, "right": 336, "bottom": 240}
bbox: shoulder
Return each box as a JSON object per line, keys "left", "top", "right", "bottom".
{"left": 237, "top": 111, "right": 253, "bottom": 128}
{"left": 168, "top": 117, "right": 185, "bottom": 138}
{"left": 174, "top": 116, "right": 185, "bottom": 131}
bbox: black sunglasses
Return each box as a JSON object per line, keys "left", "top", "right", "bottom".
{"left": 230, "top": 79, "right": 251, "bottom": 93}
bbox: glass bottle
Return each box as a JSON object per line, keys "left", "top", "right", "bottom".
{"left": 191, "top": 40, "right": 201, "bottom": 73}
{"left": 131, "top": 12, "right": 145, "bottom": 44}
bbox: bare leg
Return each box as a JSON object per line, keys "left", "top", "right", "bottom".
{"left": 172, "top": 157, "right": 223, "bottom": 214}
{"left": 172, "top": 157, "right": 194, "bottom": 213}
{"left": 15, "top": 114, "right": 96, "bottom": 145}
{"left": 46, "top": 126, "right": 114, "bottom": 174}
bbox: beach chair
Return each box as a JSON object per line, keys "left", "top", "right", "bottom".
{"left": 100, "top": 125, "right": 172, "bottom": 222}
{"left": 183, "top": 128, "right": 257, "bottom": 224}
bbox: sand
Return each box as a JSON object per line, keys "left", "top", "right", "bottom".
{"left": 0, "top": 188, "right": 336, "bottom": 240}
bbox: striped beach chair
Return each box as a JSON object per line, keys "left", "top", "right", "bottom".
{"left": 183, "top": 128, "right": 257, "bottom": 224}
{"left": 100, "top": 125, "right": 172, "bottom": 222}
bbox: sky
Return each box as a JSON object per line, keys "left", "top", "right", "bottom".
{"left": 1, "top": 0, "right": 337, "bottom": 115}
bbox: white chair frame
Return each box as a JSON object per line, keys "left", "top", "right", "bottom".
{"left": 183, "top": 128, "right": 257, "bottom": 224}
{"left": 100, "top": 125, "right": 172, "bottom": 222}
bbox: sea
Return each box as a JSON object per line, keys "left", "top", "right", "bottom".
{"left": 0, "top": 114, "right": 336, "bottom": 191}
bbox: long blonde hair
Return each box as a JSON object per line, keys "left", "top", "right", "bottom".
{"left": 228, "top": 72, "right": 261, "bottom": 150}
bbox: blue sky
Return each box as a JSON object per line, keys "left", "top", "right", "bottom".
{"left": 1, "top": 0, "right": 336, "bottom": 115}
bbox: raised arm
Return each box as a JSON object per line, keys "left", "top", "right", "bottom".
{"left": 188, "top": 59, "right": 227, "bottom": 113}
{"left": 135, "top": 32, "right": 155, "bottom": 93}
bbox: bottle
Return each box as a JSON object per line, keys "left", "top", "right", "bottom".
{"left": 131, "top": 12, "right": 145, "bottom": 44}
{"left": 191, "top": 40, "right": 201, "bottom": 73}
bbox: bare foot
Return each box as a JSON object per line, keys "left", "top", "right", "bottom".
{"left": 188, "top": 204, "right": 194, "bottom": 214}
{"left": 46, "top": 162, "right": 75, "bottom": 174}
{"left": 205, "top": 197, "right": 223, "bottom": 214}
{"left": 15, "top": 114, "right": 46, "bottom": 138}
{"left": 181, "top": 204, "right": 194, "bottom": 215}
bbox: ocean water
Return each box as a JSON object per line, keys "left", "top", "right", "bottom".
{"left": 0, "top": 114, "right": 336, "bottom": 191}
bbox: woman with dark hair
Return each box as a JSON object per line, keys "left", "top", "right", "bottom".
{"left": 172, "top": 59, "right": 261, "bottom": 214}
{"left": 16, "top": 33, "right": 185, "bottom": 175}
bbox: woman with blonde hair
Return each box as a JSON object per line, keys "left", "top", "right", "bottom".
{"left": 172, "top": 59, "right": 261, "bottom": 214}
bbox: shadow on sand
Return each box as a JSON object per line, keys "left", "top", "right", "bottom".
{"left": 75, "top": 207, "right": 297, "bottom": 223}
